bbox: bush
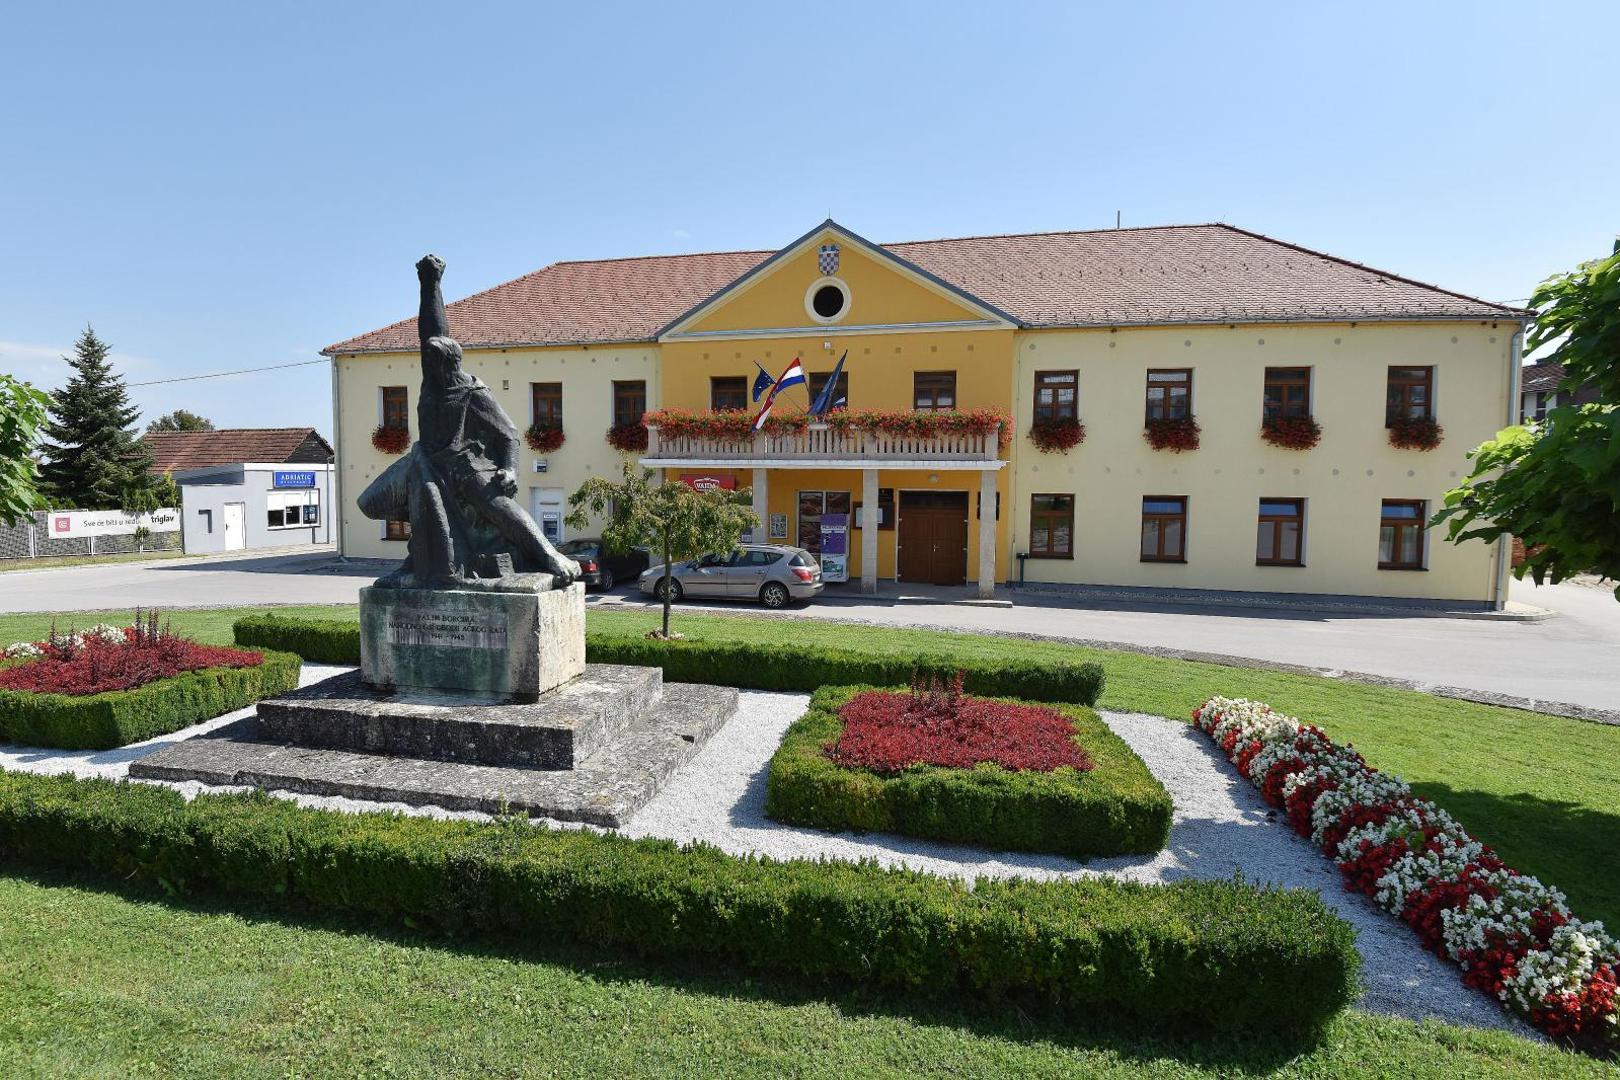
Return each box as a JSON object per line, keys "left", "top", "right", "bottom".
{"left": 767, "top": 686, "right": 1171, "bottom": 857}
{"left": 0, "top": 649, "right": 300, "bottom": 750}
{"left": 232, "top": 617, "right": 1108, "bottom": 706}
{"left": 0, "top": 769, "right": 1358, "bottom": 1035}
{"left": 235, "top": 614, "right": 360, "bottom": 665}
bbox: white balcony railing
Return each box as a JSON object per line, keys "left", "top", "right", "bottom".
{"left": 644, "top": 421, "right": 1002, "bottom": 464}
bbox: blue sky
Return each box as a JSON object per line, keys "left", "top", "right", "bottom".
{"left": 2, "top": 1, "right": 1614, "bottom": 432}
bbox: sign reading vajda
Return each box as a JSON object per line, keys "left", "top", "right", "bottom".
{"left": 50, "top": 508, "right": 180, "bottom": 539}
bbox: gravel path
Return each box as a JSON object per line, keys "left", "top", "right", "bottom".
{"left": 0, "top": 669, "right": 1530, "bottom": 1037}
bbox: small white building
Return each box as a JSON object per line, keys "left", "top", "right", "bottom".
{"left": 176, "top": 462, "right": 335, "bottom": 553}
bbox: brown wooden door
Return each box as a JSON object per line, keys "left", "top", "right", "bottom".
{"left": 898, "top": 493, "right": 969, "bottom": 586}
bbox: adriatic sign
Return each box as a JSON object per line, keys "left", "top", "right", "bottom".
{"left": 274, "top": 471, "right": 317, "bottom": 489}
{"left": 384, "top": 609, "right": 509, "bottom": 650}
{"left": 50, "top": 508, "right": 180, "bottom": 539}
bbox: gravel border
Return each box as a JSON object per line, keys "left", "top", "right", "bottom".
{"left": 0, "top": 669, "right": 1535, "bottom": 1038}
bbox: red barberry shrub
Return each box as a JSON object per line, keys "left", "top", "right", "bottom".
{"left": 0, "top": 634, "right": 264, "bottom": 696}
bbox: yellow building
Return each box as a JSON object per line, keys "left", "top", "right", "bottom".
{"left": 324, "top": 220, "right": 1527, "bottom": 608}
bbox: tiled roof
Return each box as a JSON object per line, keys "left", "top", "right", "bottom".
{"left": 142, "top": 428, "right": 331, "bottom": 472}
{"left": 324, "top": 223, "right": 1527, "bottom": 355}
{"left": 1521, "top": 362, "right": 1567, "bottom": 394}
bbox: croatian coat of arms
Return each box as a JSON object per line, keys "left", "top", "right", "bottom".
{"left": 817, "top": 243, "right": 840, "bottom": 276}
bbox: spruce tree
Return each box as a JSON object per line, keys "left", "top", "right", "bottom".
{"left": 38, "top": 326, "right": 154, "bottom": 509}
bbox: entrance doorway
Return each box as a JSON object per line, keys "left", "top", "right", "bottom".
{"left": 222, "top": 502, "right": 246, "bottom": 551}
{"left": 897, "top": 491, "right": 968, "bottom": 586}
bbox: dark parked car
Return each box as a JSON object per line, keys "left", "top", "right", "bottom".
{"left": 558, "top": 538, "right": 649, "bottom": 592}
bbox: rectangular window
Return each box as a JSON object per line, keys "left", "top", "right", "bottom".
{"left": 1256, "top": 498, "right": 1304, "bottom": 566}
{"left": 1263, "top": 367, "right": 1311, "bottom": 420}
{"left": 531, "top": 382, "right": 562, "bottom": 429}
{"left": 1146, "top": 369, "right": 1192, "bottom": 422}
{"left": 809, "top": 368, "right": 850, "bottom": 410}
{"left": 1386, "top": 366, "right": 1434, "bottom": 424}
{"left": 1379, "top": 499, "right": 1427, "bottom": 570}
{"left": 1140, "top": 496, "right": 1188, "bottom": 562}
{"left": 913, "top": 371, "right": 957, "bottom": 412}
{"left": 381, "top": 386, "right": 409, "bottom": 432}
{"left": 385, "top": 519, "right": 411, "bottom": 541}
{"left": 1029, "top": 494, "right": 1074, "bottom": 558}
{"left": 612, "top": 380, "right": 647, "bottom": 428}
{"left": 710, "top": 376, "right": 748, "bottom": 411}
{"left": 266, "top": 491, "right": 318, "bottom": 531}
{"left": 797, "top": 490, "right": 851, "bottom": 554}
{"left": 1033, "top": 370, "right": 1078, "bottom": 423}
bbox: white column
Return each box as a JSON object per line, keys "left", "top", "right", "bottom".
{"left": 977, "top": 469, "right": 998, "bottom": 599}
{"left": 861, "top": 468, "right": 879, "bottom": 594}
{"left": 751, "top": 468, "right": 769, "bottom": 543}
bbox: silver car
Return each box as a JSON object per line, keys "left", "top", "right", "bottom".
{"left": 638, "top": 544, "right": 824, "bottom": 608}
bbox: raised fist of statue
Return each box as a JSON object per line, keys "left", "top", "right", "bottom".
{"left": 416, "top": 254, "right": 446, "bottom": 283}
{"left": 493, "top": 467, "right": 519, "bottom": 498}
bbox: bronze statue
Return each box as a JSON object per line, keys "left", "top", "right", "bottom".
{"left": 358, "top": 255, "right": 580, "bottom": 588}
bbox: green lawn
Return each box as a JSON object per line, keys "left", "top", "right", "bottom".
{"left": 0, "top": 550, "right": 189, "bottom": 573}
{"left": 5, "top": 602, "right": 1617, "bottom": 928}
{"left": 0, "top": 873, "right": 1611, "bottom": 1079}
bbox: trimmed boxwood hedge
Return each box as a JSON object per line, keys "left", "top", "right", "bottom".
{"left": 0, "top": 770, "right": 1359, "bottom": 1034}
{"left": 0, "top": 649, "right": 301, "bottom": 750}
{"left": 232, "top": 615, "right": 1106, "bottom": 705}
{"left": 766, "top": 686, "right": 1172, "bottom": 857}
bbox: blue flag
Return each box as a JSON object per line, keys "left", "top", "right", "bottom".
{"left": 809, "top": 351, "right": 848, "bottom": 417}
{"left": 751, "top": 362, "right": 775, "bottom": 403}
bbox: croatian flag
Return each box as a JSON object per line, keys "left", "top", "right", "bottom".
{"left": 752, "top": 358, "right": 807, "bottom": 431}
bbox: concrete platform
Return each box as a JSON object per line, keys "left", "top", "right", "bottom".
{"left": 130, "top": 682, "right": 738, "bottom": 827}
{"left": 256, "top": 664, "right": 659, "bottom": 769}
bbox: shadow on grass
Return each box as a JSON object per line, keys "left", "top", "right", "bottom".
{"left": 1408, "top": 780, "right": 1620, "bottom": 929}
{"left": 0, "top": 863, "right": 1326, "bottom": 1076}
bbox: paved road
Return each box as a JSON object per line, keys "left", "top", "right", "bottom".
{"left": 2, "top": 549, "right": 1615, "bottom": 711}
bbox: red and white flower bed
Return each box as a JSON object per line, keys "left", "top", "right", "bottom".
{"left": 1194, "top": 696, "right": 1619, "bottom": 1049}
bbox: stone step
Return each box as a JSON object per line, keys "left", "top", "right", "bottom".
{"left": 255, "top": 663, "right": 661, "bottom": 769}
{"left": 128, "top": 682, "right": 739, "bottom": 828}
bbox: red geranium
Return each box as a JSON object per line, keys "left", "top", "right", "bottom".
{"left": 1261, "top": 415, "right": 1322, "bottom": 450}
{"left": 1028, "top": 417, "right": 1086, "bottom": 453}
{"left": 371, "top": 425, "right": 410, "bottom": 454}
{"left": 524, "top": 424, "right": 565, "bottom": 453}
{"left": 1143, "top": 416, "right": 1201, "bottom": 452}
{"left": 825, "top": 673, "right": 1093, "bottom": 775}
{"left": 1388, "top": 415, "right": 1444, "bottom": 450}
{"left": 606, "top": 422, "right": 649, "bottom": 453}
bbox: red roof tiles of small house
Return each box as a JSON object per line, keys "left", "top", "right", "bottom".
{"left": 323, "top": 223, "right": 1527, "bottom": 355}
{"left": 142, "top": 428, "right": 331, "bottom": 472}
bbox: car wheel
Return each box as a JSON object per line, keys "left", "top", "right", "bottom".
{"left": 597, "top": 567, "right": 615, "bottom": 591}
{"left": 657, "top": 578, "right": 683, "bottom": 602}
{"left": 760, "top": 582, "right": 790, "bottom": 608}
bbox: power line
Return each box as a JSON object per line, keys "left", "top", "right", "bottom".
{"left": 129, "top": 358, "right": 328, "bottom": 387}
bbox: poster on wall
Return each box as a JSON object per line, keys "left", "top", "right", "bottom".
{"left": 768, "top": 512, "right": 788, "bottom": 540}
{"left": 818, "top": 512, "right": 849, "bottom": 583}
{"left": 49, "top": 508, "right": 179, "bottom": 539}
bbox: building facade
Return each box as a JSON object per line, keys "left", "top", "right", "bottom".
{"left": 325, "top": 221, "right": 1527, "bottom": 608}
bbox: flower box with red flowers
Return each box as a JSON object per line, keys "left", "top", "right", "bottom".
{"left": 1388, "top": 415, "right": 1444, "bottom": 451}
{"left": 1143, "top": 416, "right": 1201, "bottom": 452}
{"left": 0, "top": 616, "right": 300, "bottom": 751}
{"left": 371, "top": 425, "right": 410, "bottom": 455}
{"left": 1028, "top": 417, "right": 1086, "bottom": 454}
{"left": 1261, "top": 415, "right": 1322, "bottom": 450}
{"left": 764, "top": 678, "right": 1172, "bottom": 857}
{"left": 523, "top": 424, "right": 566, "bottom": 453}
{"left": 605, "top": 421, "right": 649, "bottom": 453}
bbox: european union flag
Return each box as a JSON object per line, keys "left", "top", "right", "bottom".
{"left": 751, "top": 362, "right": 775, "bottom": 403}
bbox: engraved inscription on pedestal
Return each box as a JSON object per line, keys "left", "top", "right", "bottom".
{"left": 385, "top": 609, "right": 510, "bottom": 650}
{"left": 361, "top": 581, "right": 586, "bottom": 702}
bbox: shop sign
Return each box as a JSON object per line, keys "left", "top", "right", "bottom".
{"left": 679, "top": 474, "right": 736, "bottom": 493}
{"left": 273, "top": 471, "right": 317, "bottom": 489}
{"left": 50, "top": 508, "right": 180, "bottom": 539}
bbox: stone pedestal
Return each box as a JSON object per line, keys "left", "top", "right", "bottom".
{"left": 360, "top": 579, "right": 586, "bottom": 701}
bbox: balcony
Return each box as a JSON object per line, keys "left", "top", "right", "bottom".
{"left": 641, "top": 421, "right": 1005, "bottom": 471}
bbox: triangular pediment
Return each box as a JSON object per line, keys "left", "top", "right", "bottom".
{"left": 658, "top": 220, "right": 1015, "bottom": 340}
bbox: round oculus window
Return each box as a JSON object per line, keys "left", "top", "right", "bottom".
{"left": 805, "top": 277, "right": 850, "bottom": 323}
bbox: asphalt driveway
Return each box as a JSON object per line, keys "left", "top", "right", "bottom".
{"left": 1, "top": 549, "right": 1615, "bottom": 712}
